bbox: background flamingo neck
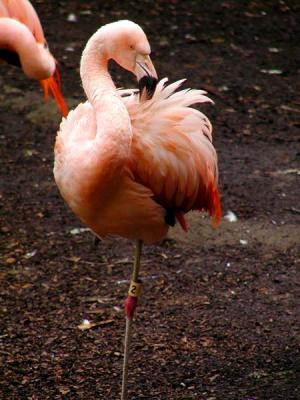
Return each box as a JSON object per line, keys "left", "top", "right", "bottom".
{"left": 0, "top": 18, "right": 52, "bottom": 80}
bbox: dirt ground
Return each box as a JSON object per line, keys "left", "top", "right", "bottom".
{"left": 0, "top": 1, "right": 299, "bottom": 399}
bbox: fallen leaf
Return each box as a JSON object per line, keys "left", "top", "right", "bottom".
{"left": 211, "top": 37, "right": 225, "bottom": 44}
{"left": 286, "top": 207, "right": 300, "bottom": 215}
{"left": 5, "top": 257, "right": 16, "bottom": 264}
{"left": 78, "top": 319, "right": 114, "bottom": 331}
{"left": 268, "top": 47, "right": 281, "bottom": 53}
{"left": 279, "top": 105, "right": 300, "bottom": 113}
{"left": 24, "top": 250, "right": 37, "bottom": 259}
{"left": 260, "top": 69, "right": 283, "bottom": 75}
{"left": 159, "top": 253, "right": 168, "bottom": 259}
{"left": 58, "top": 386, "right": 70, "bottom": 395}
{"left": 69, "top": 227, "right": 90, "bottom": 235}
{"left": 279, "top": 169, "right": 300, "bottom": 175}
{"left": 69, "top": 256, "right": 81, "bottom": 263}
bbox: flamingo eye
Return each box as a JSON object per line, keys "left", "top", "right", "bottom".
{"left": 129, "top": 44, "right": 134, "bottom": 50}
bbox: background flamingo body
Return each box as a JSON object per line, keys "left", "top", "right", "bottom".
{"left": 54, "top": 20, "right": 221, "bottom": 244}
{"left": 0, "top": 0, "right": 68, "bottom": 116}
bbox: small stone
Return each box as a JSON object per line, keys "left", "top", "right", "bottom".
{"left": 67, "top": 13, "right": 77, "bottom": 22}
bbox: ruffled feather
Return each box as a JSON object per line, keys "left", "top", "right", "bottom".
{"left": 122, "top": 78, "right": 221, "bottom": 226}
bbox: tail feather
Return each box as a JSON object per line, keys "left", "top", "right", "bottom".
{"left": 152, "top": 78, "right": 213, "bottom": 107}
{"left": 197, "top": 183, "right": 222, "bottom": 227}
{"left": 210, "top": 185, "right": 222, "bottom": 226}
{"left": 175, "top": 212, "right": 188, "bottom": 232}
{"left": 124, "top": 77, "right": 222, "bottom": 231}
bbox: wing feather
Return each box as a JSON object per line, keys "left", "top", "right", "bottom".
{"left": 125, "top": 79, "right": 221, "bottom": 221}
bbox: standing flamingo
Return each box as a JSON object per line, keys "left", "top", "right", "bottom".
{"left": 0, "top": 0, "right": 68, "bottom": 116}
{"left": 54, "top": 20, "right": 221, "bottom": 399}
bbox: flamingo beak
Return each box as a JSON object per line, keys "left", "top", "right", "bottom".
{"left": 135, "top": 54, "right": 158, "bottom": 99}
{"left": 39, "top": 66, "right": 68, "bottom": 117}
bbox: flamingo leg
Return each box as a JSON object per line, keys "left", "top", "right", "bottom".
{"left": 121, "top": 239, "right": 143, "bottom": 400}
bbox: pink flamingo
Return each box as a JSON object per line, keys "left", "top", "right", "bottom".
{"left": 54, "top": 20, "right": 221, "bottom": 399}
{"left": 0, "top": 0, "right": 68, "bottom": 116}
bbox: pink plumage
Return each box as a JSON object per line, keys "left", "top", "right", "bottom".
{"left": 54, "top": 20, "right": 221, "bottom": 244}
{"left": 53, "top": 20, "right": 222, "bottom": 398}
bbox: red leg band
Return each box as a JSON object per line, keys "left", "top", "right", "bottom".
{"left": 124, "top": 296, "right": 138, "bottom": 319}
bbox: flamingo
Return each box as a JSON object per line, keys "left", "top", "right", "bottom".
{"left": 54, "top": 20, "right": 221, "bottom": 399}
{"left": 0, "top": 0, "right": 68, "bottom": 116}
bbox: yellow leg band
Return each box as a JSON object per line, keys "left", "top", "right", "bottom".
{"left": 128, "top": 280, "right": 142, "bottom": 297}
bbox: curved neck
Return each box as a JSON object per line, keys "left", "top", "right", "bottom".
{"left": 0, "top": 18, "right": 52, "bottom": 80}
{"left": 80, "top": 36, "right": 114, "bottom": 99}
{"left": 80, "top": 30, "right": 132, "bottom": 163}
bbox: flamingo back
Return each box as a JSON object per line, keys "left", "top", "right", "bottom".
{"left": 55, "top": 79, "right": 221, "bottom": 242}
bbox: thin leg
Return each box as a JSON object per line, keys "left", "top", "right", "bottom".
{"left": 121, "top": 240, "right": 143, "bottom": 400}
{"left": 121, "top": 318, "right": 133, "bottom": 400}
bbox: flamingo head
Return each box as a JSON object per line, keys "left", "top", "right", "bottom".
{"left": 21, "top": 40, "right": 68, "bottom": 116}
{"left": 22, "top": 41, "right": 56, "bottom": 80}
{"left": 99, "top": 20, "right": 158, "bottom": 97}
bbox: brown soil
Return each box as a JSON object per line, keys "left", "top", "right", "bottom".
{"left": 0, "top": 1, "right": 299, "bottom": 399}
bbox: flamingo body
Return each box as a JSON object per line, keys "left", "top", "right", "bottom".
{"left": 55, "top": 101, "right": 168, "bottom": 244}
{"left": 54, "top": 20, "right": 221, "bottom": 244}
{"left": 54, "top": 21, "right": 222, "bottom": 397}
{"left": 0, "top": 0, "right": 68, "bottom": 115}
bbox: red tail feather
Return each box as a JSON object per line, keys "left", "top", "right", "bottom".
{"left": 175, "top": 212, "right": 188, "bottom": 232}
{"left": 211, "top": 186, "right": 222, "bottom": 226}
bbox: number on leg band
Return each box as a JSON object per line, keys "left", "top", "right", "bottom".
{"left": 128, "top": 281, "right": 142, "bottom": 297}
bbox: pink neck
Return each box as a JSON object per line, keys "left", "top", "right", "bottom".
{"left": 0, "top": 18, "right": 53, "bottom": 80}
{"left": 80, "top": 30, "right": 132, "bottom": 163}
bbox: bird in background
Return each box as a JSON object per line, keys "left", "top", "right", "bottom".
{"left": 0, "top": 0, "right": 68, "bottom": 116}
{"left": 54, "top": 20, "right": 221, "bottom": 400}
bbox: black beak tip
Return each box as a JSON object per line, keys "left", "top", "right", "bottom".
{"left": 138, "top": 76, "right": 158, "bottom": 99}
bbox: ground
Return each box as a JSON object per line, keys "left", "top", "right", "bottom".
{"left": 0, "top": 1, "right": 299, "bottom": 399}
